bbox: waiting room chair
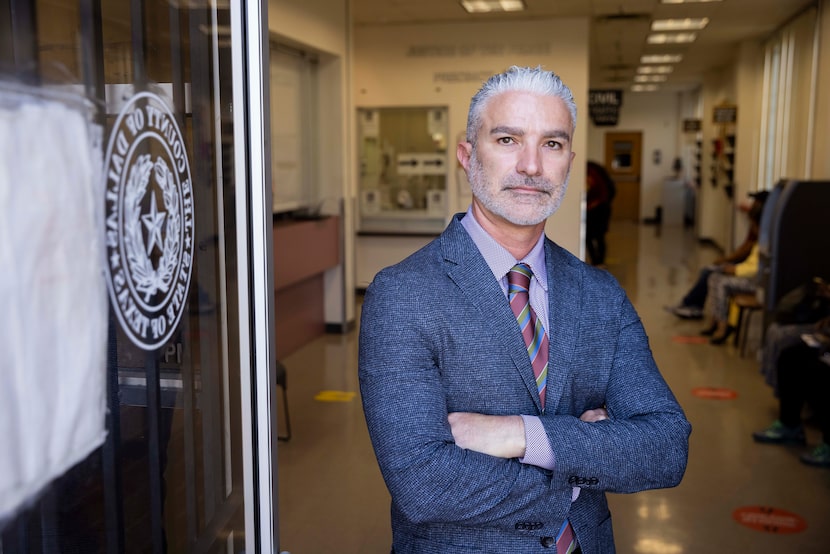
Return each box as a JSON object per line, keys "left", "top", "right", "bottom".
{"left": 733, "top": 292, "right": 764, "bottom": 357}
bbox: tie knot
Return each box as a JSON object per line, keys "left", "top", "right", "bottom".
{"left": 508, "top": 263, "right": 532, "bottom": 290}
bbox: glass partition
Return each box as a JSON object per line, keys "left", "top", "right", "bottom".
{"left": 0, "top": 0, "right": 273, "bottom": 551}
{"left": 358, "top": 106, "right": 449, "bottom": 234}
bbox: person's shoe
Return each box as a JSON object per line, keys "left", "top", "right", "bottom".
{"left": 752, "top": 420, "right": 806, "bottom": 445}
{"left": 710, "top": 326, "right": 736, "bottom": 345}
{"left": 665, "top": 304, "right": 704, "bottom": 319}
{"left": 800, "top": 443, "right": 830, "bottom": 467}
{"left": 700, "top": 322, "right": 719, "bottom": 336}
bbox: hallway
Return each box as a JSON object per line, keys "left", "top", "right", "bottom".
{"left": 276, "top": 221, "right": 830, "bottom": 553}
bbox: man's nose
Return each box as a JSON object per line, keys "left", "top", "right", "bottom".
{"left": 516, "top": 145, "right": 543, "bottom": 176}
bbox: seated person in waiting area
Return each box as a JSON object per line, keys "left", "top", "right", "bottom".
{"left": 359, "top": 65, "right": 690, "bottom": 554}
{"left": 666, "top": 191, "right": 768, "bottom": 320}
{"left": 759, "top": 279, "right": 830, "bottom": 393}
{"left": 699, "top": 244, "right": 761, "bottom": 345}
{"left": 753, "top": 324, "right": 830, "bottom": 468}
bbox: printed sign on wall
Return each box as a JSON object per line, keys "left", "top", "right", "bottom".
{"left": 103, "top": 91, "right": 195, "bottom": 350}
{"left": 589, "top": 89, "right": 622, "bottom": 127}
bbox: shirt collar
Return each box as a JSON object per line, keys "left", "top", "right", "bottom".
{"left": 460, "top": 206, "right": 548, "bottom": 292}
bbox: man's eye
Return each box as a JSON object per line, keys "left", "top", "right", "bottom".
{"left": 497, "top": 137, "right": 514, "bottom": 145}
{"left": 546, "top": 140, "right": 562, "bottom": 149}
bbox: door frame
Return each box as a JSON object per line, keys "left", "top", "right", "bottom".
{"left": 230, "top": 1, "right": 279, "bottom": 552}
{"left": 604, "top": 131, "right": 643, "bottom": 221}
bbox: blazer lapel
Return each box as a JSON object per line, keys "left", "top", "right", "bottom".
{"left": 441, "top": 216, "right": 546, "bottom": 412}
{"left": 543, "top": 240, "right": 582, "bottom": 413}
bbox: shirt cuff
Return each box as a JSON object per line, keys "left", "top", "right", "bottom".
{"left": 519, "top": 415, "right": 555, "bottom": 470}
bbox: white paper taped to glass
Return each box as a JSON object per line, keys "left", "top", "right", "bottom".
{"left": 0, "top": 80, "right": 107, "bottom": 523}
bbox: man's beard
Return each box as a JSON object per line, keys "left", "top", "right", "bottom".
{"left": 467, "top": 149, "right": 568, "bottom": 226}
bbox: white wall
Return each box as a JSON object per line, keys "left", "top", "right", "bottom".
{"left": 269, "top": 0, "right": 348, "bottom": 56}
{"left": 269, "top": 0, "right": 355, "bottom": 325}
{"left": 352, "top": 18, "right": 590, "bottom": 285}
{"left": 586, "top": 92, "right": 681, "bottom": 223}
{"left": 733, "top": 39, "right": 765, "bottom": 249}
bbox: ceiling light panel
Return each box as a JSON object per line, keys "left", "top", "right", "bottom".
{"left": 641, "top": 54, "right": 683, "bottom": 64}
{"left": 637, "top": 65, "right": 674, "bottom": 74}
{"left": 631, "top": 84, "right": 659, "bottom": 92}
{"left": 461, "top": 0, "right": 526, "bottom": 13}
{"left": 652, "top": 18, "right": 709, "bottom": 31}
{"left": 634, "top": 75, "right": 668, "bottom": 83}
{"left": 647, "top": 32, "right": 697, "bottom": 44}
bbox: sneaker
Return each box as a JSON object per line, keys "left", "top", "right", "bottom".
{"left": 664, "top": 304, "right": 704, "bottom": 320}
{"left": 752, "top": 420, "right": 806, "bottom": 445}
{"left": 800, "top": 442, "right": 830, "bottom": 467}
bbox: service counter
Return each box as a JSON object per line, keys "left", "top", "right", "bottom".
{"left": 273, "top": 215, "right": 340, "bottom": 358}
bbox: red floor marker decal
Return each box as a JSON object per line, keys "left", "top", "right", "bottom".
{"left": 733, "top": 506, "right": 808, "bottom": 534}
{"left": 691, "top": 387, "right": 738, "bottom": 400}
{"left": 672, "top": 335, "right": 709, "bottom": 344}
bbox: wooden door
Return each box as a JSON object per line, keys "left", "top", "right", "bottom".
{"left": 604, "top": 132, "right": 643, "bottom": 221}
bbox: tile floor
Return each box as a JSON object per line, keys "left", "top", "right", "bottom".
{"left": 275, "top": 221, "right": 830, "bottom": 553}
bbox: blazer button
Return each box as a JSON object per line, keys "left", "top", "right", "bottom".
{"left": 540, "top": 536, "right": 556, "bottom": 548}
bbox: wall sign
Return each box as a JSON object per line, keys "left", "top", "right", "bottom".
{"left": 683, "top": 119, "right": 702, "bottom": 132}
{"left": 589, "top": 89, "right": 622, "bottom": 126}
{"left": 103, "top": 91, "right": 195, "bottom": 350}
{"left": 713, "top": 105, "right": 737, "bottom": 124}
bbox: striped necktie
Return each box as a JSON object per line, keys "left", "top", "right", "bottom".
{"left": 507, "top": 263, "right": 548, "bottom": 406}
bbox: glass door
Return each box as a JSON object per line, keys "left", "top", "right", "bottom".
{"left": 0, "top": 0, "right": 275, "bottom": 552}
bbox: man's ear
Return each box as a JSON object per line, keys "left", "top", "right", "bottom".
{"left": 457, "top": 141, "right": 473, "bottom": 172}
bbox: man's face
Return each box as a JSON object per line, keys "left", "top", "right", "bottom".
{"left": 458, "top": 91, "right": 576, "bottom": 228}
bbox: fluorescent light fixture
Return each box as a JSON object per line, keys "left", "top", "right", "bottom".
{"left": 637, "top": 65, "right": 674, "bottom": 74}
{"left": 661, "top": 0, "right": 722, "bottom": 4}
{"left": 461, "top": 0, "right": 526, "bottom": 13}
{"left": 652, "top": 18, "right": 709, "bottom": 31}
{"left": 641, "top": 54, "right": 683, "bottom": 64}
{"left": 631, "top": 84, "right": 659, "bottom": 92}
{"left": 648, "top": 32, "right": 697, "bottom": 44}
{"left": 634, "top": 75, "right": 668, "bottom": 83}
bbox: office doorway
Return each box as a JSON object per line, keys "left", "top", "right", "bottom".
{"left": 604, "top": 132, "right": 643, "bottom": 222}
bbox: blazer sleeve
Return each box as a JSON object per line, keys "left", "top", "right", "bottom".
{"left": 541, "top": 279, "right": 691, "bottom": 495}
{"left": 358, "top": 267, "right": 574, "bottom": 531}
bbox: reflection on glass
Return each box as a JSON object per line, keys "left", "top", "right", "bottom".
{"left": 1, "top": 1, "right": 248, "bottom": 552}
{"left": 613, "top": 141, "right": 634, "bottom": 170}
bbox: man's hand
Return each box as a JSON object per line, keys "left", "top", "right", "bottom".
{"left": 448, "top": 413, "right": 526, "bottom": 459}
{"left": 579, "top": 407, "right": 609, "bottom": 422}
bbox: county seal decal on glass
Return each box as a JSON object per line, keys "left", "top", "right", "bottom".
{"left": 103, "top": 91, "right": 195, "bottom": 350}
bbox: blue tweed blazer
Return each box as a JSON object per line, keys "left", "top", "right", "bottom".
{"left": 359, "top": 214, "right": 691, "bottom": 554}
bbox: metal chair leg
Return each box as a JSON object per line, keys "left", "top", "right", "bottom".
{"left": 276, "top": 361, "right": 291, "bottom": 441}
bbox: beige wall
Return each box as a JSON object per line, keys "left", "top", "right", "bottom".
{"left": 812, "top": 0, "right": 830, "bottom": 178}
{"left": 269, "top": 0, "right": 355, "bottom": 324}
{"left": 696, "top": 66, "right": 737, "bottom": 250}
{"left": 587, "top": 92, "right": 682, "bottom": 223}
{"left": 269, "top": 0, "right": 348, "bottom": 56}
{"left": 353, "top": 18, "right": 590, "bottom": 260}
{"left": 730, "top": 39, "right": 765, "bottom": 250}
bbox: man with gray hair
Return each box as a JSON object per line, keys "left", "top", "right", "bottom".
{"left": 359, "top": 65, "right": 690, "bottom": 554}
